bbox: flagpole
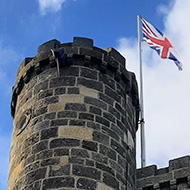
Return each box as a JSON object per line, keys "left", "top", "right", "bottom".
{"left": 137, "top": 15, "right": 146, "bottom": 168}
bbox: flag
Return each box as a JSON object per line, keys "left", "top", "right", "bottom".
{"left": 141, "top": 17, "right": 183, "bottom": 70}
{"left": 51, "top": 48, "right": 66, "bottom": 67}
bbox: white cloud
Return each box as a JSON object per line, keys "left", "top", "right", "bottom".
{"left": 117, "top": 0, "right": 190, "bottom": 168}
{"left": 38, "top": 0, "right": 67, "bottom": 15}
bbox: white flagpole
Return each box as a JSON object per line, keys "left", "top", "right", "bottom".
{"left": 137, "top": 15, "right": 146, "bottom": 168}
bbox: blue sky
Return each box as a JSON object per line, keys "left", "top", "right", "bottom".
{"left": 1, "top": 0, "right": 190, "bottom": 189}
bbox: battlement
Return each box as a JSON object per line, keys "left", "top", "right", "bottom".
{"left": 11, "top": 37, "right": 139, "bottom": 121}
{"left": 137, "top": 156, "right": 190, "bottom": 190}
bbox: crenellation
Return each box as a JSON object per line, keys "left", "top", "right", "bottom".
{"left": 137, "top": 156, "right": 190, "bottom": 190}
{"left": 11, "top": 37, "right": 139, "bottom": 119}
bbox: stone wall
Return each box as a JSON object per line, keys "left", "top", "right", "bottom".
{"left": 9, "top": 37, "right": 139, "bottom": 190}
{"left": 137, "top": 156, "right": 190, "bottom": 190}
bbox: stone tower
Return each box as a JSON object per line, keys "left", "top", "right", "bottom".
{"left": 9, "top": 37, "right": 139, "bottom": 190}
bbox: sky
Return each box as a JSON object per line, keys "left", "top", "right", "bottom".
{"left": 0, "top": 0, "right": 189, "bottom": 189}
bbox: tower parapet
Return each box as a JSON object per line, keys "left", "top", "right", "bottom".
{"left": 137, "top": 156, "right": 190, "bottom": 190}
{"left": 9, "top": 37, "right": 139, "bottom": 190}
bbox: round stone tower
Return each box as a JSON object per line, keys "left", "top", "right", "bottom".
{"left": 9, "top": 37, "right": 139, "bottom": 190}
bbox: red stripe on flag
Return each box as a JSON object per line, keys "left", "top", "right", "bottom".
{"left": 142, "top": 19, "right": 157, "bottom": 37}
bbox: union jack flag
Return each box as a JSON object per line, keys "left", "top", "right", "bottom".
{"left": 141, "top": 17, "right": 183, "bottom": 70}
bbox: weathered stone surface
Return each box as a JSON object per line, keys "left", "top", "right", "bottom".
{"left": 42, "top": 177, "right": 75, "bottom": 189}
{"left": 9, "top": 37, "right": 139, "bottom": 190}
{"left": 58, "top": 126, "right": 93, "bottom": 140}
{"left": 50, "top": 138, "right": 80, "bottom": 148}
{"left": 73, "top": 165, "right": 101, "bottom": 180}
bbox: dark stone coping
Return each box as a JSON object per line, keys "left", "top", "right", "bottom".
{"left": 11, "top": 37, "right": 139, "bottom": 122}
{"left": 136, "top": 155, "right": 190, "bottom": 189}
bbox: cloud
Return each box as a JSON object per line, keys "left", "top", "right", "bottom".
{"left": 38, "top": 0, "right": 67, "bottom": 15}
{"left": 117, "top": 0, "right": 190, "bottom": 168}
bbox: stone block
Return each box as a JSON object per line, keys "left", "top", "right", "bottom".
{"left": 50, "top": 138, "right": 80, "bottom": 148}
{"left": 99, "top": 93, "right": 114, "bottom": 106}
{"left": 57, "top": 111, "right": 77, "bottom": 118}
{"left": 44, "top": 112, "right": 56, "bottom": 120}
{"left": 109, "top": 106, "right": 120, "bottom": 120}
{"left": 42, "top": 177, "right": 75, "bottom": 189}
{"left": 72, "top": 165, "right": 101, "bottom": 180}
{"left": 67, "top": 87, "right": 79, "bottom": 94}
{"left": 60, "top": 156, "right": 69, "bottom": 165}
{"left": 103, "top": 112, "right": 115, "bottom": 123}
{"left": 105, "top": 47, "right": 125, "bottom": 67}
{"left": 78, "top": 78, "right": 103, "bottom": 92}
{"left": 169, "top": 156, "right": 190, "bottom": 171}
{"left": 58, "top": 126, "right": 93, "bottom": 140}
{"left": 136, "top": 165, "right": 157, "bottom": 179}
{"left": 69, "top": 119, "right": 85, "bottom": 126}
{"left": 59, "top": 66, "right": 79, "bottom": 76}
{"left": 50, "top": 77, "right": 76, "bottom": 88}
{"left": 59, "top": 94, "right": 84, "bottom": 104}
{"left": 87, "top": 121, "right": 101, "bottom": 130}
{"left": 41, "top": 158, "right": 60, "bottom": 167}
{"left": 93, "top": 131, "right": 109, "bottom": 146}
{"left": 97, "top": 183, "right": 113, "bottom": 190}
{"left": 80, "top": 67, "right": 98, "bottom": 80}
{"left": 54, "top": 148, "right": 69, "bottom": 156}
{"left": 50, "top": 119, "right": 68, "bottom": 126}
{"left": 49, "top": 164, "right": 70, "bottom": 177}
{"left": 34, "top": 80, "right": 48, "bottom": 95}
{"left": 103, "top": 172, "right": 120, "bottom": 190}
{"left": 82, "top": 140, "right": 98, "bottom": 152}
{"left": 105, "top": 86, "right": 121, "bottom": 103}
{"left": 99, "top": 73, "right": 116, "bottom": 90}
{"left": 84, "top": 96, "right": 107, "bottom": 110}
{"left": 99, "top": 144, "right": 116, "bottom": 161}
{"left": 109, "top": 160, "right": 123, "bottom": 174}
{"left": 40, "top": 127, "right": 58, "bottom": 140}
{"left": 65, "top": 103, "right": 86, "bottom": 111}
{"left": 79, "top": 85, "right": 98, "bottom": 98}
{"left": 86, "top": 159, "right": 95, "bottom": 166}
{"left": 54, "top": 87, "right": 66, "bottom": 95}
{"left": 44, "top": 96, "right": 59, "bottom": 104}
{"left": 37, "top": 39, "right": 61, "bottom": 54}
{"left": 95, "top": 116, "right": 110, "bottom": 127}
{"left": 73, "top": 37, "right": 93, "bottom": 49}
{"left": 89, "top": 106, "right": 102, "bottom": 116}
{"left": 69, "top": 156, "right": 84, "bottom": 165}
{"left": 111, "top": 139, "right": 125, "bottom": 157}
{"left": 92, "top": 152, "right": 108, "bottom": 164}
{"left": 25, "top": 167, "right": 47, "bottom": 184}
{"left": 32, "top": 141, "right": 48, "bottom": 154}
{"left": 71, "top": 148, "right": 90, "bottom": 158}
{"left": 36, "top": 150, "right": 53, "bottom": 160}
{"left": 96, "top": 162, "right": 114, "bottom": 176}
{"left": 48, "top": 103, "right": 65, "bottom": 113}
{"left": 77, "top": 178, "right": 97, "bottom": 190}
{"left": 79, "top": 113, "right": 94, "bottom": 121}
{"left": 102, "top": 126, "right": 119, "bottom": 141}
{"left": 38, "top": 89, "right": 53, "bottom": 99}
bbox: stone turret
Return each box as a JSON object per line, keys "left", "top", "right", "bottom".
{"left": 9, "top": 37, "right": 139, "bottom": 190}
